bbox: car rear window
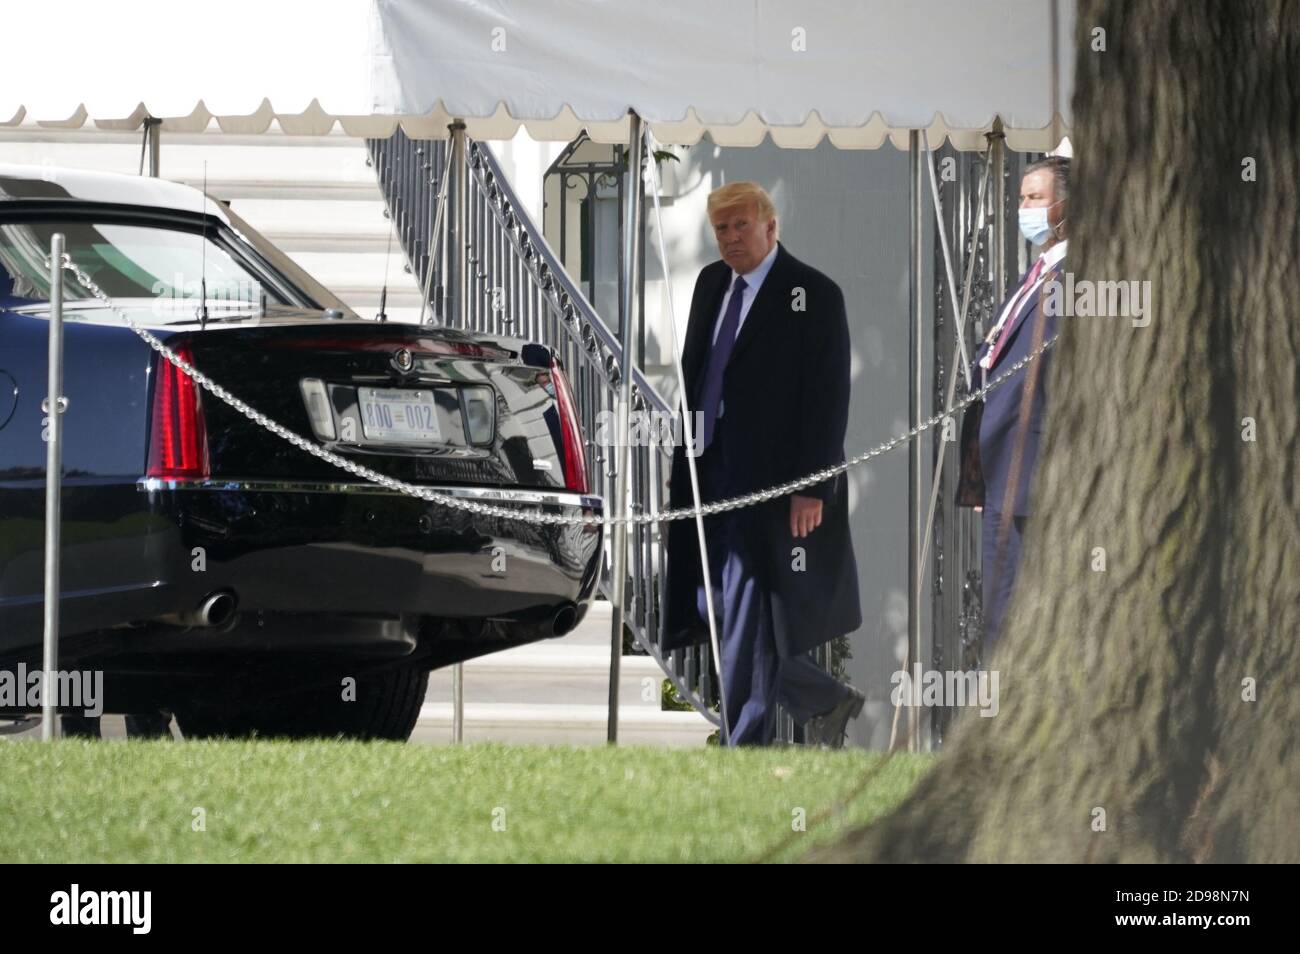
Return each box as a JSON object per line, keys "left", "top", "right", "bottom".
{"left": 0, "top": 218, "right": 289, "bottom": 309}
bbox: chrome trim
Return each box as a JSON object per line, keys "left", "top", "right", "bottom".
{"left": 136, "top": 477, "right": 602, "bottom": 510}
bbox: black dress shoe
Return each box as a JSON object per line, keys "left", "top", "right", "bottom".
{"left": 806, "top": 688, "right": 866, "bottom": 748}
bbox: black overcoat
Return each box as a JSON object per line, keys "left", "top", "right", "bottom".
{"left": 661, "top": 244, "right": 862, "bottom": 658}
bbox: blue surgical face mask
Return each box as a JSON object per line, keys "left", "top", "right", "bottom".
{"left": 1018, "top": 201, "right": 1063, "bottom": 246}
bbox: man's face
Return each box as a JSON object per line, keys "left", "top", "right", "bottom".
{"left": 1019, "top": 169, "right": 1066, "bottom": 236}
{"left": 710, "top": 203, "right": 777, "bottom": 274}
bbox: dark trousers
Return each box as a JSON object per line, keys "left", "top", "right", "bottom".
{"left": 981, "top": 509, "right": 1028, "bottom": 657}
{"left": 693, "top": 443, "right": 851, "bottom": 746}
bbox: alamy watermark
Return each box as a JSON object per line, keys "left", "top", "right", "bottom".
{"left": 593, "top": 408, "right": 709, "bottom": 455}
{"left": 151, "top": 272, "right": 264, "bottom": 314}
{"left": 1043, "top": 272, "right": 1152, "bottom": 327}
{"left": 0, "top": 665, "right": 103, "bottom": 717}
{"left": 890, "top": 664, "right": 1000, "bottom": 717}
{"left": 50, "top": 884, "right": 150, "bottom": 934}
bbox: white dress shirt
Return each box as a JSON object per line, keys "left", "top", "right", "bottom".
{"left": 709, "top": 242, "right": 779, "bottom": 420}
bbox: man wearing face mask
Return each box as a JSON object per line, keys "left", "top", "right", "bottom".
{"left": 971, "top": 156, "right": 1069, "bottom": 654}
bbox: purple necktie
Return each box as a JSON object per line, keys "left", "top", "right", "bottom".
{"left": 986, "top": 257, "right": 1045, "bottom": 369}
{"left": 696, "top": 275, "right": 747, "bottom": 453}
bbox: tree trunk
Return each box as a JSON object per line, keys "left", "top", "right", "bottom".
{"left": 811, "top": 0, "right": 1299, "bottom": 863}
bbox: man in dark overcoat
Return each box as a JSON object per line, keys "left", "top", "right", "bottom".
{"left": 661, "top": 181, "right": 863, "bottom": 747}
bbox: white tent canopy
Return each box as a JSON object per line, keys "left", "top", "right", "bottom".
{"left": 2, "top": 0, "right": 1073, "bottom": 150}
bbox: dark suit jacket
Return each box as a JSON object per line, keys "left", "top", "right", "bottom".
{"left": 661, "top": 244, "right": 861, "bottom": 658}
{"left": 971, "top": 259, "right": 1063, "bottom": 517}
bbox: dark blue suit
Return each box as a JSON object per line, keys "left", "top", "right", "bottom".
{"left": 973, "top": 256, "right": 1063, "bottom": 652}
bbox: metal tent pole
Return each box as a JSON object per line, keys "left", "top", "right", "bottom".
{"left": 140, "top": 117, "right": 161, "bottom": 177}
{"left": 448, "top": 122, "right": 469, "bottom": 326}
{"left": 907, "top": 131, "right": 924, "bottom": 752}
{"left": 990, "top": 119, "right": 1007, "bottom": 306}
{"left": 42, "top": 234, "right": 66, "bottom": 741}
{"left": 448, "top": 120, "right": 468, "bottom": 743}
{"left": 607, "top": 112, "right": 644, "bottom": 744}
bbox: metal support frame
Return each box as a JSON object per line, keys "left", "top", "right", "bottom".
{"left": 607, "top": 112, "right": 644, "bottom": 744}
{"left": 367, "top": 122, "right": 1020, "bottom": 751}
{"left": 418, "top": 142, "right": 453, "bottom": 326}
{"left": 42, "top": 234, "right": 65, "bottom": 740}
{"left": 899, "top": 122, "right": 1022, "bottom": 749}
{"left": 921, "top": 135, "right": 995, "bottom": 744}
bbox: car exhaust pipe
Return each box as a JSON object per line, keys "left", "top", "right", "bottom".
{"left": 198, "top": 590, "right": 239, "bottom": 627}
{"left": 164, "top": 590, "right": 239, "bottom": 628}
{"left": 550, "top": 604, "right": 578, "bottom": 637}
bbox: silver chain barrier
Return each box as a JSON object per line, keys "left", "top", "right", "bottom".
{"left": 55, "top": 254, "right": 1057, "bottom": 528}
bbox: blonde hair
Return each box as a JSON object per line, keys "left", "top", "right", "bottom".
{"left": 707, "top": 181, "right": 777, "bottom": 223}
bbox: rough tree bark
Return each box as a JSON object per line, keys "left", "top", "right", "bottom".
{"left": 810, "top": 0, "right": 1298, "bottom": 863}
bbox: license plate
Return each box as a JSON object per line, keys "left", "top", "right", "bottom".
{"left": 357, "top": 388, "right": 444, "bottom": 444}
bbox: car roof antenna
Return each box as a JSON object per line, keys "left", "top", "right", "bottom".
{"left": 198, "top": 160, "right": 210, "bottom": 331}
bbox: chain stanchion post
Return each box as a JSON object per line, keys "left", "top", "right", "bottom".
{"left": 643, "top": 129, "right": 730, "bottom": 745}
{"left": 448, "top": 120, "right": 468, "bottom": 744}
{"left": 451, "top": 661, "right": 464, "bottom": 744}
{"left": 41, "top": 234, "right": 66, "bottom": 741}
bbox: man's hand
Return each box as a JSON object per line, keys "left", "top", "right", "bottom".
{"left": 790, "top": 494, "right": 823, "bottom": 538}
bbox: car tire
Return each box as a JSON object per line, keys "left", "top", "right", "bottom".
{"left": 176, "top": 664, "right": 429, "bottom": 741}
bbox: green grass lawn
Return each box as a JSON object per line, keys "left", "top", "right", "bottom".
{"left": 0, "top": 741, "right": 931, "bottom": 863}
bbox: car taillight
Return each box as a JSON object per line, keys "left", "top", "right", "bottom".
{"left": 147, "top": 341, "right": 209, "bottom": 479}
{"left": 550, "top": 357, "right": 587, "bottom": 494}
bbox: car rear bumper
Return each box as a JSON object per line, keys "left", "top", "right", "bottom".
{"left": 138, "top": 478, "right": 604, "bottom": 623}
{"left": 0, "top": 477, "right": 604, "bottom": 663}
